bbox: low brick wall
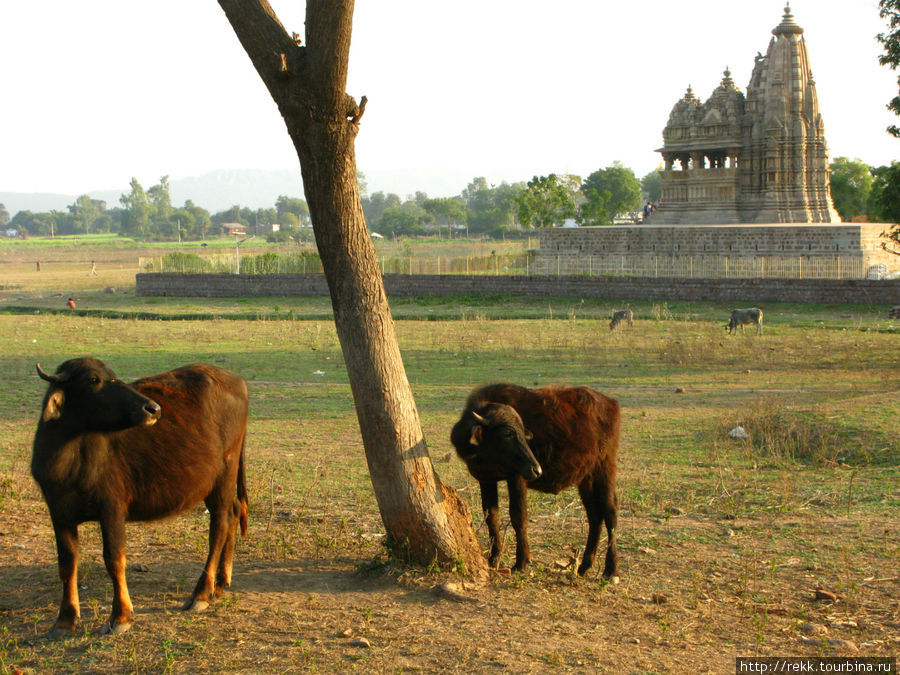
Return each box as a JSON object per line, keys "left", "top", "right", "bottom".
{"left": 136, "top": 273, "right": 900, "bottom": 305}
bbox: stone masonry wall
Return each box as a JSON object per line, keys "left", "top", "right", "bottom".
{"left": 537, "top": 223, "right": 897, "bottom": 268}
{"left": 136, "top": 273, "right": 900, "bottom": 305}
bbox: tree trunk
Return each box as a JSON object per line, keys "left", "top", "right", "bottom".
{"left": 218, "top": 0, "right": 487, "bottom": 576}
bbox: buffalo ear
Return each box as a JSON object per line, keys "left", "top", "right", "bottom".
{"left": 469, "top": 424, "right": 483, "bottom": 447}
{"left": 42, "top": 390, "right": 65, "bottom": 422}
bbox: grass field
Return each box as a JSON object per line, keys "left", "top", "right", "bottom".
{"left": 0, "top": 242, "right": 898, "bottom": 673}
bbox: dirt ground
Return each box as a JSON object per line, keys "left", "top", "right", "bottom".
{"left": 1, "top": 487, "right": 897, "bottom": 674}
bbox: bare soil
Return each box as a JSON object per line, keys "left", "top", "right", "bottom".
{"left": 1, "top": 479, "right": 897, "bottom": 674}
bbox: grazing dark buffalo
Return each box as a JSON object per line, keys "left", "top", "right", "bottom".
{"left": 451, "top": 383, "right": 620, "bottom": 579}
{"left": 609, "top": 309, "right": 634, "bottom": 331}
{"left": 31, "top": 357, "right": 249, "bottom": 636}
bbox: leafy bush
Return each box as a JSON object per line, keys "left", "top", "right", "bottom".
{"left": 159, "top": 252, "right": 214, "bottom": 273}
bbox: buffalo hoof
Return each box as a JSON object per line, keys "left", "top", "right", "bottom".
{"left": 100, "top": 619, "right": 133, "bottom": 635}
{"left": 182, "top": 598, "right": 209, "bottom": 612}
{"left": 46, "top": 625, "right": 77, "bottom": 640}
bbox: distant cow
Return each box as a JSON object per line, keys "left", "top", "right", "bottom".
{"left": 451, "top": 383, "right": 620, "bottom": 579}
{"left": 725, "top": 307, "right": 763, "bottom": 334}
{"left": 889, "top": 306, "right": 900, "bottom": 319}
{"left": 609, "top": 309, "right": 634, "bottom": 331}
{"left": 31, "top": 357, "right": 249, "bottom": 637}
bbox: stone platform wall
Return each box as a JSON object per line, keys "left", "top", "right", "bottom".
{"left": 537, "top": 223, "right": 897, "bottom": 268}
{"left": 136, "top": 273, "right": 900, "bottom": 305}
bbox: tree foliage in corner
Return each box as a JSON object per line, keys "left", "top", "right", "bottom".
{"left": 876, "top": 0, "right": 900, "bottom": 253}
{"left": 872, "top": 162, "right": 900, "bottom": 254}
{"left": 878, "top": 0, "right": 900, "bottom": 137}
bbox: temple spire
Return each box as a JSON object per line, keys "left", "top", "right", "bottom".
{"left": 721, "top": 67, "right": 734, "bottom": 88}
{"left": 773, "top": 3, "right": 803, "bottom": 37}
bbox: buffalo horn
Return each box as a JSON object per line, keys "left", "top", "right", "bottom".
{"left": 471, "top": 411, "right": 485, "bottom": 423}
{"left": 35, "top": 363, "right": 60, "bottom": 384}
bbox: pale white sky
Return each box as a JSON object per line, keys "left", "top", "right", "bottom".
{"left": 1, "top": 0, "right": 897, "bottom": 198}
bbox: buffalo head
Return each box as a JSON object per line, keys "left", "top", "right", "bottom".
{"left": 36, "top": 357, "right": 161, "bottom": 431}
{"left": 458, "top": 403, "right": 542, "bottom": 481}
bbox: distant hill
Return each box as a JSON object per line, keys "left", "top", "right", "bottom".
{"left": 1, "top": 167, "right": 521, "bottom": 217}
{"left": 0, "top": 169, "right": 305, "bottom": 217}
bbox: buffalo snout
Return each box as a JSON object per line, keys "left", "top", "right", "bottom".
{"left": 523, "top": 461, "right": 542, "bottom": 481}
{"left": 141, "top": 400, "right": 162, "bottom": 425}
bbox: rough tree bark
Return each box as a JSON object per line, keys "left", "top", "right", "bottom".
{"left": 218, "top": 0, "right": 487, "bottom": 576}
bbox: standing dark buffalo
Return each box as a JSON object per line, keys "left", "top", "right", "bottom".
{"left": 451, "top": 383, "right": 620, "bottom": 579}
{"left": 31, "top": 357, "right": 249, "bottom": 636}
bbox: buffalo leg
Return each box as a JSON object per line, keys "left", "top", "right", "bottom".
{"left": 507, "top": 476, "right": 530, "bottom": 572}
{"left": 185, "top": 501, "right": 231, "bottom": 610}
{"left": 215, "top": 498, "right": 242, "bottom": 595}
{"left": 49, "top": 518, "right": 80, "bottom": 637}
{"left": 578, "top": 476, "right": 618, "bottom": 578}
{"left": 479, "top": 481, "right": 501, "bottom": 568}
{"left": 99, "top": 510, "right": 134, "bottom": 634}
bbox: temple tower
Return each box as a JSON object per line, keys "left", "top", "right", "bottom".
{"left": 654, "top": 4, "right": 840, "bottom": 224}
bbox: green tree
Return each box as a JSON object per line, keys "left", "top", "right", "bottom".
{"left": 579, "top": 188, "right": 613, "bottom": 226}
{"left": 641, "top": 170, "right": 662, "bottom": 203}
{"left": 0, "top": 203, "right": 9, "bottom": 227}
{"left": 182, "top": 200, "right": 211, "bottom": 239}
{"left": 379, "top": 201, "right": 432, "bottom": 237}
{"left": 9, "top": 210, "right": 35, "bottom": 235}
{"left": 361, "top": 191, "right": 400, "bottom": 230}
{"left": 119, "top": 178, "right": 153, "bottom": 236}
{"left": 515, "top": 174, "right": 576, "bottom": 228}
{"left": 275, "top": 195, "right": 310, "bottom": 225}
{"left": 871, "top": 162, "right": 900, "bottom": 228}
{"left": 580, "top": 163, "right": 641, "bottom": 225}
{"left": 462, "top": 179, "right": 525, "bottom": 234}
{"left": 829, "top": 158, "right": 874, "bottom": 221}
{"left": 169, "top": 207, "right": 195, "bottom": 240}
{"left": 877, "top": 0, "right": 900, "bottom": 137}
{"left": 213, "top": 205, "right": 247, "bottom": 229}
{"left": 147, "top": 175, "right": 172, "bottom": 224}
{"left": 68, "top": 195, "right": 103, "bottom": 235}
{"left": 876, "top": 2, "right": 900, "bottom": 250}
{"left": 422, "top": 197, "right": 467, "bottom": 236}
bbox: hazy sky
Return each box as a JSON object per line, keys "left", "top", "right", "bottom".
{"left": 1, "top": 1, "right": 897, "bottom": 198}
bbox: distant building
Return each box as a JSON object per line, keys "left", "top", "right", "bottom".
{"left": 653, "top": 4, "right": 840, "bottom": 224}
{"left": 222, "top": 223, "right": 247, "bottom": 236}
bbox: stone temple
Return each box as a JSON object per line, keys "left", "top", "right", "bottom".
{"left": 652, "top": 4, "right": 841, "bottom": 225}
{"left": 531, "top": 5, "right": 896, "bottom": 281}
